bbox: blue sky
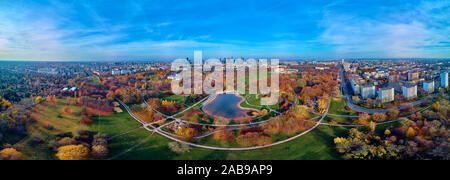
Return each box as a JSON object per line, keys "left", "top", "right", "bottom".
{"left": 0, "top": 0, "right": 449, "bottom": 61}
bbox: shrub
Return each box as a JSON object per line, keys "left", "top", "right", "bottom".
{"left": 91, "top": 145, "right": 109, "bottom": 158}
{"left": 168, "top": 142, "right": 190, "bottom": 154}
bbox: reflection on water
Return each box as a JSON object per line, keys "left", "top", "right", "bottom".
{"left": 204, "top": 94, "right": 248, "bottom": 119}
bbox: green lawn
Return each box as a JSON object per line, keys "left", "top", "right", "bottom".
{"left": 328, "top": 97, "right": 358, "bottom": 116}
{"left": 12, "top": 99, "right": 142, "bottom": 160}
{"left": 112, "top": 125, "right": 347, "bottom": 160}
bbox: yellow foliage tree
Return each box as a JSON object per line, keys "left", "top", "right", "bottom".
{"left": 35, "top": 96, "right": 43, "bottom": 104}
{"left": 1, "top": 98, "right": 12, "bottom": 109}
{"left": 432, "top": 102, "right": 440, "bottom": 111}
{"left": 0, "top": 148, "right": 22, "bottom": 160}
{"left": 406, "top": 127, "right": 416, "bottom": 138}
{"left": 384, "top": 129, "right": 391, "bottom": 136}
{"left": 369, "top": 121, "right": 376, "bottom": 132}
{"left": 56, "top": 145, "right": 90, "bottom": 160}
{"left": 260, "top": 109, "right": 269, "bottom": 116}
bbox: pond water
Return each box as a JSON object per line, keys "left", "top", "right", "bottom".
{"left": 204, "top": 94, "right": 248, "bottom": 119}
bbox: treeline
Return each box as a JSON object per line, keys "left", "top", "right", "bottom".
{"left": 334, "top": 101, "right": 449, "bottom": 160}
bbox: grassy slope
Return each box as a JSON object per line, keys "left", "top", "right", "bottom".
{"left": 114, "top": 125, "right": 346, "bottom": 160}
{"left": 13, "top": 99, "right": 142, "bottom": 160}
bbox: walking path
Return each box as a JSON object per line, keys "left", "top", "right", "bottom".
{"left": 115, "top": 95, "right": 332, "bottom": 151}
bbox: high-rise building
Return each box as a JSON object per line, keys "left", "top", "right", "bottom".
{"left": 423, "top": 81, "right": 435, "bottom": 94}
{"left": 402, "top": 85, "right": 417, "bottom": 100}
{"left": 351, "top": 80, "right": 360, "bottom": 95}
{"left": 441, "top": 72, "right": 449, "bottom": 88}
{"left": 379, "top": 87, "right": 395, "bottom": 103}
{"left": 361, "top": 85, "right": 376, "bottom": 99}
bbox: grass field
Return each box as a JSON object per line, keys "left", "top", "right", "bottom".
{"left": 13, "top": 99, "right": 142, "bottom": 160}
{"left": 112, "top": 125, "right": 347, "bottom": 160}
{"left": 328, "top": 97, "right": 358, "bottom": 116}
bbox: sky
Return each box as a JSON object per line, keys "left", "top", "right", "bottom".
{"left": 0, "top": 0, "right": 449, "bottom": 61}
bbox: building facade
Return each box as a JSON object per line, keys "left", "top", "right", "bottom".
{"left": 423, "top": 81, "right": 435, "bottom": 94}
{"left": 441, "top": 72, "right": 449, "bottom": 88}
{"left": 402, "top": 85, "right": 417, "bottom": 100}
{"left": 379, "top": 87, "right": 395, "bottom": 103}
{"left": 361, "top": 85, "right": 376, "bottom": 99}
{"left": 351, "top": 80, "right": 360, "bottom": 95}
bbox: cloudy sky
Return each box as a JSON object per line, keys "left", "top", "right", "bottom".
{"left": 0, "top": 0, "right": 449, "bottom": 61}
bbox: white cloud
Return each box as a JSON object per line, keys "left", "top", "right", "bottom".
{"left": 317, "top": 0, "right": 450, "bottom": 58}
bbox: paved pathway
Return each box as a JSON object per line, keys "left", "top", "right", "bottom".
{"left": 116, "top": 96, "right": 332, "bottom": 151}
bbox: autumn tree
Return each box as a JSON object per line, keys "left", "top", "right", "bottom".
{"left": 384, "top": 129, "right": 391, "bottom": 136}
{"left": 372, "top": 113, "right": 387, "bottom": 122}
{"left": 388, "top": 109, "right": 400, "bottom": 120}
{"left": 366, "top": 98, "right": 373, "bottom": 108}
{"left": 91, "top": 145, "right": 109, "bottom": 158}
{"left": 334, "top": 128, "right": 401, "bottom": 160}
{"left": 432, "top": 102, "right": 440, "bottom": 111}
{"left": 56, "top": 145, "right": 90, "bottom": 160}
{"left": 213, "top": 128, "right": 235, "bottom": 141}
{"left": 168, "top": 142, "right": 190, "bottom": 154}
{"left": 357, "top": 113, "right": 371, "bottom": 125}
{"left": 406, "top": 127, "right": 416, "bottom": 138}
{"left": 0, "top": 148, "right": 22, "bottom": 160}
{"left": 1, "top": 98, "right": 12, "bottom": 110}
{"left": 317, "top": 98, "right": 328, "bottom": 114}
{"left": 260, "top": 109, "right": 269, "bottom": 116}
{"left": 35, "top": 96, "right": 43, "bottom": 104}
{"left": 369, "top": 121, "right": 376, "bottom": 132}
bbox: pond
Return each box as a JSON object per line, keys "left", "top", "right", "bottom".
{"left": 203, "top": 94, "right": 249, "bottom": 120}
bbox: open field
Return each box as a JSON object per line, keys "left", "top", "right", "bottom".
{"left": 12, "top": 99, "right": 142, "bottom": 160}
{"left": 328, "top": 97, "right": 358, "bottom": 116}
{"left": 111, "top": 125, "right": 347, "bottom": 160}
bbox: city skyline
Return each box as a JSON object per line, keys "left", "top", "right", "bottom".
{"left": 0, "top": 0, "right": 449, "bottom": 61}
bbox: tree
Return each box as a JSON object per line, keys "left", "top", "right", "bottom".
{"left": 317, "top": 98, "right": 328, "bottom": 113}
{"left": 358, "top": 113, "right": 371, "bottom": 125}
{"left": 384, "top": 129, "right": 391, "bottom": 136}
{"left": 91, "top": 145, "right": 109, "bottom": 158}
{"left": 388, "top": 109, "right": 399, "bottom": 120}
{"left": 0, "top": 148, "right": 22, "bottom": 160}
{"left": 168, "top": 142, "right": 190, "bottom": 154}
{"left": 366, "top": 98, "right": 373, "bottom": 108}
{"left": 372, "top": 113, "right": 387, "bottom": 122}
{"left": 56, "top": 145, "right": 90, "bottom": 160}
{"left": 334, "top": 128, "right": 402, "bottom": 160}
{"left": 35, "top": 96, "right": 43, "bottom": 104}
{"left": 369, "top": 121, "right": 376, "bottom": 132}
{"left": 432, "top": 102, "right": 440, "bottom": 111}
{"left": 406, "top": 127, "right": 416, "bottom": 138}
{"left": 260, "top": 109, "right": 269, "bottom": 116}
{"left": 352, "top": 96, "right": 361, "bottom": 104}
{"left": 1, "top": 98, "right": 12, "bottom": 110}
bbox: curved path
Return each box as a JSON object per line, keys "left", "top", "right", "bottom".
{"left": 116, "top": 96, "right": 331, "bottom": 151}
